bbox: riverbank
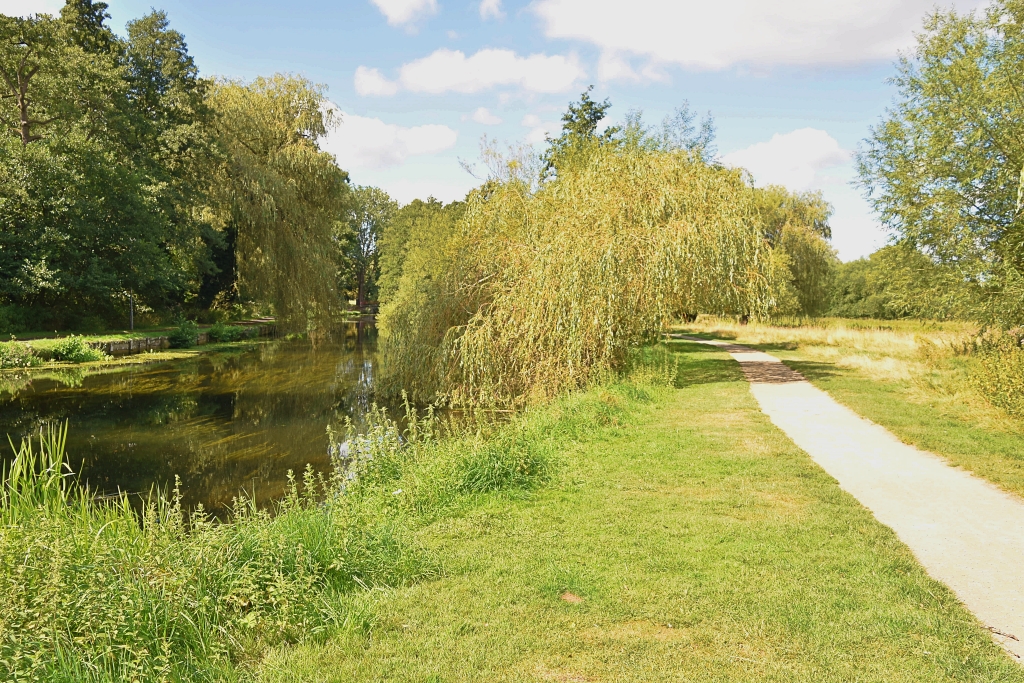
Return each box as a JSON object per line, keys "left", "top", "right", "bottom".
{"left": 3, "top": 341, "right": 1020, "bottom": 680}
{"left": 255, "top": 339, "right": 1019, "bottom": 682}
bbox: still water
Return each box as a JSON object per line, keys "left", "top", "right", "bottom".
{"left": 0, "top": 323, "right": 380, "bottom": 513}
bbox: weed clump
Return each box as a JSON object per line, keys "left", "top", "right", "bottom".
{"left": 0, "top": 339, "right": 41, "bottom": 369}
{"left": 50, "top": 335, "right": 106, "bottom": 363}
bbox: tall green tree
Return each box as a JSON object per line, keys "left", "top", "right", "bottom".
{"left": 858, "top": 0, "right": 1024, "bottom": 324}
{"left": 0, "top": 1, "right": 208, "bottom": 328}
{"left": 339, "top": 186, "right": 396, "bottom": 309}
{"left": 751, "top": 186, "right": 836, "bottom": 316}
{"left": 541, "top": 85, "right": 620, "bottom": 176}
{"left": 207, "top": 74, "right": 350, "bottom": 331}
{"left": 377, "top": 197, "right": 453, "bottom": 305}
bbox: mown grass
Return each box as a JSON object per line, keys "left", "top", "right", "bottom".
{"left": 682, "top": 317, "right": 1024, "bottom": 498}
{"left": 255, "top": 340, "right": 1020, "bottom": 682}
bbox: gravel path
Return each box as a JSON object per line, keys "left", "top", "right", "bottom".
{"left": 682, "top": 335, "right": 1024, "bottom": 660}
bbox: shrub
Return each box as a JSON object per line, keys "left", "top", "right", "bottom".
{"left": 50, "top": 335, "right": 105, "bottom": 363}
{"left": 0, "top": 340, "right": 41, "bottom": 369}
{"left": 972, "top": 329, "right": 1024, "bottom": 417}
{"left": 168, "top": 318, "right": 200, "bottom": 348}
{"left": 208, "top": 321, "right": 258, "bottom": 343}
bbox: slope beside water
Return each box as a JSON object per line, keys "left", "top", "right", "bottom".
{"left": 258, "top": 340, "right": 1021, "bottom": 682}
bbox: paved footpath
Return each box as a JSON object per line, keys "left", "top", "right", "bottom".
{"left": 681, "top": 336, "right": 1024, "bottom": 660}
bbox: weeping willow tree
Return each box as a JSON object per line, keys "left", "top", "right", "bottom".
{"left": 378, "top": 139, "right": 783, "bottom": 407}
{"left": 207, "top": 74, "right": 349, "bottom": 331}
{"left": 752, "top": 185, "right": 837, "bottom": 316}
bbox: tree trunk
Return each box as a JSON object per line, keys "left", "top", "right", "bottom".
{"left": 356, "top": 268, "right": 366, "bottom": 309}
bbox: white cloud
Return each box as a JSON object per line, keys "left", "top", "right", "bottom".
{"left": 322, "top": 110, "right": 458, "bottom": 171}
{"left": 533, "top": 0, "right": 988, "bottom": 70}
{"left": 470, "top": 107, "right": 502, "bottom": 125}
{"left": 521, "top": 114, "right": 560, "bottom": 144}
{"left": 721, "top": 128, "right": 849, "bottom": 191}
{"left": 0, "top": 0, "right": 63, "bottom": 16}
{"left": 370, "top": 0, "right": 437, "bottom": 25}
{"left": 722, "top": 129, "right": 887, "bottom": 260}
{"left": 597, "top": 52, "right": 640, "bottom": 82}
{"left": 479, "top": 0, "right": 504, "bottom": 19}
{"left": 398, "top": 48, "right": 584, "bottom": 94}
{"left": 596, "top": 51, "right": 668, "bottom": 83}
{"left": 354, "top": 66, "right": 399, "bottom": 97}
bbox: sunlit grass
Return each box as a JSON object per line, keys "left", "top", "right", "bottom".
{"left": 257, "top": 341, "right": 1022, "bottom": 681}
{"left": 682, "top": 316, "right": 1024, "bottom": 497}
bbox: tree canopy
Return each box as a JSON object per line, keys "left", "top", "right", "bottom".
{"left": 858, "top": 0, "right": 1024, "bottom": 324}
{"left": 0, "top": 2, "right": 365, "bottom": 332}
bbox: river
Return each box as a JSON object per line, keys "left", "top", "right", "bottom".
{"left": 0, "top": 323, "right": 380, "bottom": 513}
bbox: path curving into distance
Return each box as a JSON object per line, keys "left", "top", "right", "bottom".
{"left": 678, "top": 335, "right": 1024, "bottom": 660}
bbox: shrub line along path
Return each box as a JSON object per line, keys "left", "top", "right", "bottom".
{"left": 679, "top": 335, "right": 1024, "bottom": 660}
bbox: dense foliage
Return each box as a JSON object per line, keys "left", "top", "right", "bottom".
{"left": 858, "top": 0, "right": 1024, "bottom": 325}
{"left": 377, "top": 97, "right": 833, "bottom": 406}
{"left": 0, "top": 1, "right": 374, "bottom": 334}
{"left": 0, "top": 2, "right": 215, "bottom": 331}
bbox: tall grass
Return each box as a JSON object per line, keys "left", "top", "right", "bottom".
{"left": 0, "top": 423, "right": 433, "bottom": 681}
{"left": 0, "top": 356, "right": 674, "bottom": 680}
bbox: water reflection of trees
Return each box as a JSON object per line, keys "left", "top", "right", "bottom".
{"left": 0, "top": 324, "right": 381, "bottom": 513}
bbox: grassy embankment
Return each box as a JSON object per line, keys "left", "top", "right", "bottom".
{"left": 0, "top": 324, "right": 276, "bottom": 374}
{"left": 3, "top": 341, "right": 1020, "bottom": 680}
{"left": 256, "top": 340, "right": 1020, "bottom": 682}
{"left": 681, "top": 317, "right": 1024, "bottom": 498}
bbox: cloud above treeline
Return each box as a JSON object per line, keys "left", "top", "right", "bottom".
{"left": 0, "top": 0, "right": 65, "bottom": 16}
{"left": 322, "top": 108, "right": 457, "bottom": 171}
{"left": 533, "top": 0, "right": 989, "bottom": 71}
{"left": 721, "top": 128, "right": 849, "bottom": 192}
{"left": 356, "top": 48, "right": 585, "bottom": 96}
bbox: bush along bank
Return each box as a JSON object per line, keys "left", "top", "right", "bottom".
{"left": 0, "top": 321, "right": 275, "bottom": 369}
{"left": 0, "top": 362, "right": 665, "bottom": 681}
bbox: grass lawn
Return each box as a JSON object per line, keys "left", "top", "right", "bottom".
{"left": 681, "top": 318, "right": 1024, "bottom": 499}
{"left": 256, "top": 340, "right": 1020, "bottom": 682}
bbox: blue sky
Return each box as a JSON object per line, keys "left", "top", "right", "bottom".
{"left": 3, "top": 0, "right": 988, "bottom": 260}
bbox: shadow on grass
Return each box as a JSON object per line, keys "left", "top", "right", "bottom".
{"left": 781, "top": 360, "right": 842, "bottom": 382}
{"left": 663, "top": 339, "right": 746, "bottom": 388}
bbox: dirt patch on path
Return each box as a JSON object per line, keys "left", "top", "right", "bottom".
{"left": 679, "top": 335, "right": 1024, "bottom": 661}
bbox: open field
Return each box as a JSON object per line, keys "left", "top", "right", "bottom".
{"left": 256, "top": 340, "right": 1020, "bottom": 681}
{"left": 681, "top": 318, "right": 1024, "bottom": 498}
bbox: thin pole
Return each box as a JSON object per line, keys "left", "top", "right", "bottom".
{"left": 129, "top": 291, "right": 134, "bottom": 331}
